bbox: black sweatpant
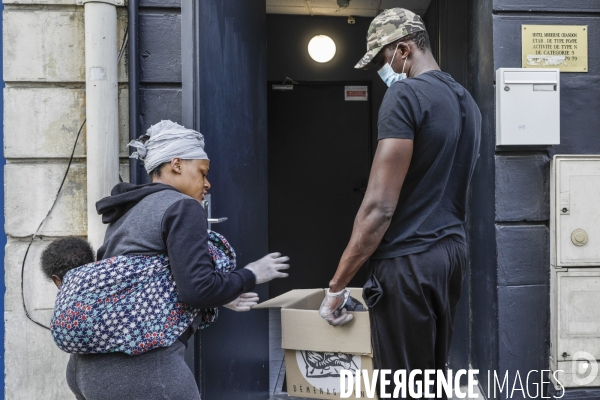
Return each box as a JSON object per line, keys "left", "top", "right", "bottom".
{"left": 367, "top": 238, "right": 466, "bottom": 399}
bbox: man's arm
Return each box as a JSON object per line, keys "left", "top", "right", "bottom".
{"left": 329, "top": 138, "right": 413, "bottom": 293}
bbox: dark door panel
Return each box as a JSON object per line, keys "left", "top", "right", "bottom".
{"left": 189, "top": 1, "right": 269, "bottom": 399}
{"left": 268, "top": 84, "right": 371, "bottom": 298}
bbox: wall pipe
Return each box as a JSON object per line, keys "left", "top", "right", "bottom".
{"left": 81, "top": 0, "right": 121, "bottom": 251}
{"left": 128, "top": 0, "right": 140, "bottom": 184}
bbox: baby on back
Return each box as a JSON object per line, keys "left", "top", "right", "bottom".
{"left": 41, "top": 236, "right": 95, "bottom": 288}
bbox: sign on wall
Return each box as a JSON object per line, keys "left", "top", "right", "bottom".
{"left": 522, "top": 25, "right": 588, "bottom": 73}
{"left": 345, "top": 86, "right": 368, "bottom": 101}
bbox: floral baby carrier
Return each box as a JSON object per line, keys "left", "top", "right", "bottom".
{"left": 51, "top": 231, "right": 235, "bottom": 355}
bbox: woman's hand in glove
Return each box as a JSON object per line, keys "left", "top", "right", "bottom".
{"left": 244, "top": 253, "right": 290, "bottom": 284}
{"left": 224, "top": 292, "right": 260, "bottom": 312}
{"left": 319, "top": 288, "right": 353, "bottom": 326}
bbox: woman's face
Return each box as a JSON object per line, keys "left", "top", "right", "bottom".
{"left": 178, "top": 159, "right": 211, "bottom": 202}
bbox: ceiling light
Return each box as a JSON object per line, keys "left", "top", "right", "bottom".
{"left": 308, "top": 35, "right": 336, "bottom": 63}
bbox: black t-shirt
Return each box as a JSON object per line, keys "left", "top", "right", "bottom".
{"left": 373, "top": 70, "right": 481, "bottom": 259}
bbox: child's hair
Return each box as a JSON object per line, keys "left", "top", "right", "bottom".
{"left": 41, "top": 236, "right": 95, "bottom": 281}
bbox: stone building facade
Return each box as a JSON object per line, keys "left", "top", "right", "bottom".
{"left": 3, "top": 2, "right": 128, "bottom": 398}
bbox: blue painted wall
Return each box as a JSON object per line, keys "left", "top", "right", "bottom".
{"left": 467, "top": 0, "right": 498, "bottom": 396}
{"left": 494, "top": 0, "right": 600, "bottom": 397}
{"left": 468, "top": 0, "right": 600, "bottom": 398}
{"left": 196, "top": 1, "right": 269, "bottom": 398}
{"left": 1, "top": 1, "right": 5, "bottom": 397}
{"left": 136, "top": 0, "right": 182, "bottom": 184}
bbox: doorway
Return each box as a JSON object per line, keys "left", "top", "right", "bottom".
{"left": 180, "top": 1, "right": 471, "bottom": 398}
{"left": 267, "top": 82, "right": 372, "bottom": 298}
{"left": 267, "top": 82, "right": 372, "bottom": 396}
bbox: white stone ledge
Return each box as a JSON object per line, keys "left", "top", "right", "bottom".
{"left": 3, "top": 8, "right": 128, "bottom": 82}
{"left": 4, "top": 86, "right": 129, "bottom": 158}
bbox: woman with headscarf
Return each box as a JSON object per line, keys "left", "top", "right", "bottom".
{"left": 65, "top": 120, "right": 289, "bottom": 399}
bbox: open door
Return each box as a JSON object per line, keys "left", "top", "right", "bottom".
{"left": 267, "top": 83, "right": 372, "bottom": 297}
{"left": 182, "top": 1, "right": 269, "bottom": 399}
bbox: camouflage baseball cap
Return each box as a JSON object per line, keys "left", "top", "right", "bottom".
{"left": 355, "top": 8, "right": 426, "bottom": 70}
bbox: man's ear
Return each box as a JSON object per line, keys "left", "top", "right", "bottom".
{"left": 397, "top": 41, "right": 411, "bottom": 59}
{"left": 51, "top": 274, "right": 62, "bottom": 288}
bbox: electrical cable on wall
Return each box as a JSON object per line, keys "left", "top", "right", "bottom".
{"left": 21, "top": 24, "right": 129, "bottom": 330}
{"left": 20, "top": 120, "right": 86, "bottom": 330}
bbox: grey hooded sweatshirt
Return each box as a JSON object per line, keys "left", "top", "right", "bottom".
{"left": 96, "top": 182, "right": 256, "bottom": 311}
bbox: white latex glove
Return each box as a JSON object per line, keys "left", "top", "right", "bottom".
{"left": 224, "top": 292, "right": 260, "bottom": 312}
{"left": 244, "top": 253, "right": 290, "bottom": 285}
{"left": 319, "top": 288, "right": 353, "bottom": 326}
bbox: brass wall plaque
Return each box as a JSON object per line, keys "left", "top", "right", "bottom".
{"left": 522, "top": 25, "right": 588, "bottom": 72}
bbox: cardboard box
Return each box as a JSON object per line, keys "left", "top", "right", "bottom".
{"left": 256, "top": 288, "right": 377, "bottom": 399}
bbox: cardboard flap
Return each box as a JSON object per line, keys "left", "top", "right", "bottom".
{"left": 281, "top": 310, "right": 371, "bottom": 354}
{"left": 254, "top": 289, "right": 324, "bottom": 309}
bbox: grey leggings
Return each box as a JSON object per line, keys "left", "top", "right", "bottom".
{"left": 66, "top": 340, "right": 200, "bottom": 400}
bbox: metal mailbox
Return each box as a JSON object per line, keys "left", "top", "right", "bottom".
{"left": 550, "top": 155, "right": 600, "bottom": 389}
{"left": 496, "top": 68, "right": 560, "bottom": 146}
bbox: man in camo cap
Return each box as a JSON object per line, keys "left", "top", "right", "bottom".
{"left": 320, "top": 7, "right": 481, "bottom": 398}
{"left": 354, "top": 7, "right": 426, "bottom": 70}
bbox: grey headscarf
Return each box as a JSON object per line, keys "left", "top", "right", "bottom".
{"left": 128, "top": 120, "right": 209, "bottom": 174}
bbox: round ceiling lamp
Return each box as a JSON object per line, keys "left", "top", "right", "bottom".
{"left": 308, "top": 35, "right": 336, "bottom": 63}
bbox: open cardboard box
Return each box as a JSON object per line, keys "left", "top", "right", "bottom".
{"left": 255, "top": 288, "right": 377, "bottom": 399}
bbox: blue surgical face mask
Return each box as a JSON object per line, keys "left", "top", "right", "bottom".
{"left": 377, "top": 43, "right": 407, "bottom": 87}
